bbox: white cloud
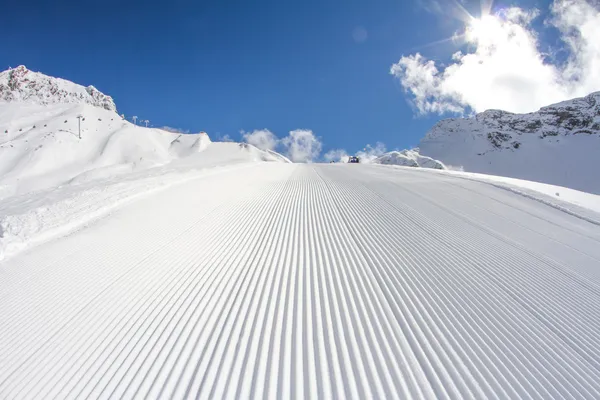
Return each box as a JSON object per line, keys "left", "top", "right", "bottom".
{"left": 241, "top": 128, "right": 325, "bottom": 163}
{"left": 241, "top": 129, "right": 278, "bottom": 151}
{"left": 280, "top": 129, "right": 322, "bottom": 163}
{"left": 216, "top": 133, "right": 234, "bottom": 142}
{"left": 356, "top": 142, "right": 387, "bottom": 163}
{"left": 160, "top": 126, "right": 190, "bottom": 134}
{"left": 552, "top": 0, "right": 600, "bottom": 91}
{"left": 324, "top": 149, "right": 349, "bottom": 163}
{"left": 391, "top": 0, "right": 600, "bottom": 114}
{"left": 324, "top": 142, "right": 388, "bottom": 163}
{"left": 502, "top": 7, "right": 540, "bottom": 24}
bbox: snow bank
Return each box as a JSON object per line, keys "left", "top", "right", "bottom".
{"left": 447, "top": 171, "right": 600, "bottom": 220}
{"left": 375, "top": 163, "right": 600, "bottom": 222}
{"left": 373, "top": 149, "right": 446, "bottom": 169}
{"left": 0, "top": 142, "right": 283, "bottom": 260}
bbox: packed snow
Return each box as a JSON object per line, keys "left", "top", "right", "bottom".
{"left": 420, "top": 91, "right": 600, "bottom": 194}
{"left": 2, "top": 66, "right": 600, "bottom": 398}
{"left": 373, "top": 163, "right": 600, "bottom": 223}
{"left": 1, "top": 164, "right": 600, "bottom": 399}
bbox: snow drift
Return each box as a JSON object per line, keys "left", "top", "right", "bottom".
{"left": 419, "top": 92, "right": 600, "bottom": 194}
{"left": 373, "top": 149, "right": 446, "bottom": 169}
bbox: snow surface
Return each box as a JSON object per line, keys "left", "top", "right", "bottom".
{"left": 1, "top": 163, "right": 600, "bottom": 399}
{"left": 373, "top": 164, "right": 600, "bottom": 222}
{"left": 420, "top": 92, "right": 600, "bottom": 194}
{"left": 0, "top": 148, "right": 276, "bottom": 260}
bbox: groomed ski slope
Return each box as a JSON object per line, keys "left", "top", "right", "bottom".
{"left": 1, "top": 164, "right": 600, "bottom": 399}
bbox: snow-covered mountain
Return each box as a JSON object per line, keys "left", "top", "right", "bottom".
{"left": 373, "top": 149, "right": 446, "bottom": 169}
{"left": 419, "top": 92, "right": 600, "bottom": 194}
{"left": 0, "top": 65, "right": 117, "bottom": 111}
{"left": 0, "top": 66, "right": 289, "bottom": 198}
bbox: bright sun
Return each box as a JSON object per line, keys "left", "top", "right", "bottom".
{"left": 466, "top": 15, "right": 499, "bottom": 42}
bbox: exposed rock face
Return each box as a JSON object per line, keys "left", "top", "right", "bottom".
{"left": 419, "top": 92, "right": 600, "bottom": 193}
{"left": 0, "top": 65, "right": 117, "bottom": 112}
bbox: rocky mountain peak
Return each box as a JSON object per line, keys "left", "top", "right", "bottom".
{"left": 0, "top": 65, "right": 117, "bottom": 112}
{"left": 419, "top": 91, "right": 600, "bottom": 193}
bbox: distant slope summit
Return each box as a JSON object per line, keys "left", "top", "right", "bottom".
{"left": 0, "top": 65, "right": 117, "bottom": 112}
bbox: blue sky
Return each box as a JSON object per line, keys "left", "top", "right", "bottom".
{"left": 1, "top": 0, "right": 598, "bottom": 160}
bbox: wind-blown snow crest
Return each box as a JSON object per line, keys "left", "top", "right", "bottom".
{"left": 0, "top": 102, "right": 216, "bottom": 197}
{"left": 420, "top": 91, "right": 600, "bottom": 194}
{"left": 373, "top": 149, "right": 446, "bottom": 169}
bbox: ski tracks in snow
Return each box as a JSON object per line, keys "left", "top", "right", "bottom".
{"left": 1, "top": 164, "right": 600, "bottom": 399}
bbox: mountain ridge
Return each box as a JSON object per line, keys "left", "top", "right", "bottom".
{"left": 420, "top": 91, "right": 600, "bottom": 194}
{"left": 0, "top": 65, "right": 117, "bottom": 112}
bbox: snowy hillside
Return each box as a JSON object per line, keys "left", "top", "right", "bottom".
{"left": 373, "top": 149, "right": 445, "bottom": 169}
{"left": 419, "top": 92, "right": 600, "bottom": 194}
{"left": 0, "top": 67, "right": 289, "bottom": 198}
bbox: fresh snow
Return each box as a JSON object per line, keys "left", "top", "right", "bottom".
{"left": 420, "top": 92, "right": 600, "bottom": 194}
{"left": 1, "top": 164, "right": 600, "bottom": 399}
{"left": 0, "top": 102, "right": 286, "bottom": 199}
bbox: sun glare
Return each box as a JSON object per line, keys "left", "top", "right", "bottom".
{"left": 411, "top": 1, "right": 497, "bottom": 51}
{"left": 467, "top": 15, "right": 499, "bottom": 43}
